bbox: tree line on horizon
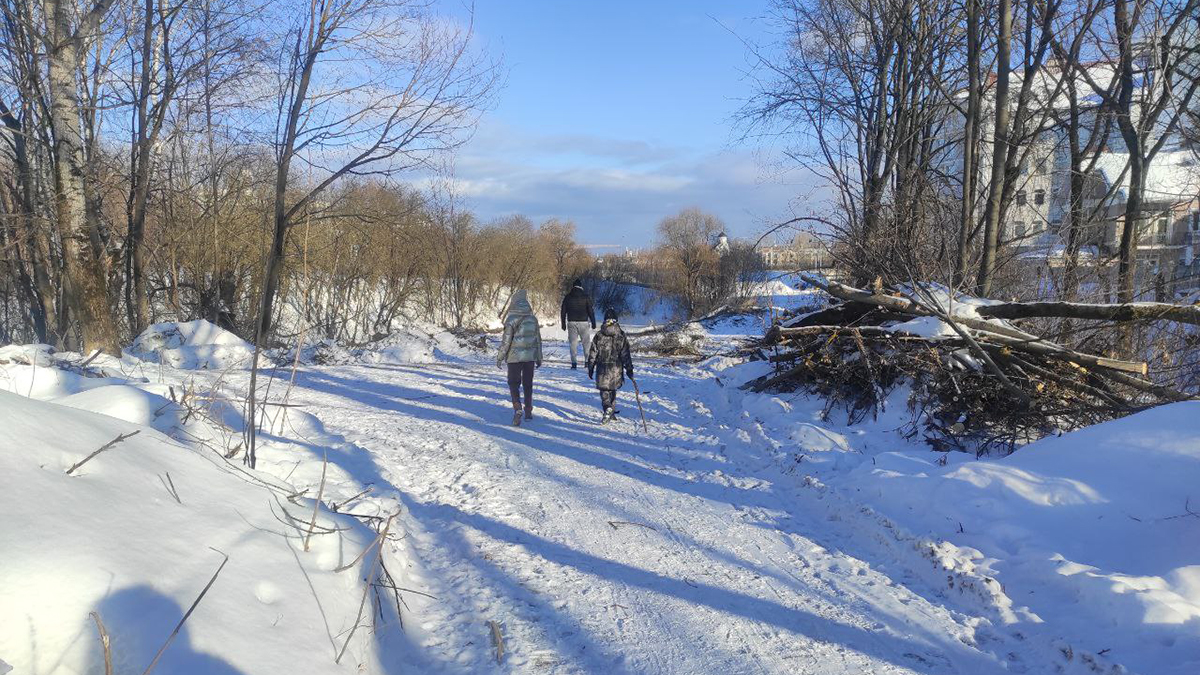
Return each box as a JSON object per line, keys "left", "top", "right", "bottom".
{"left": 0, "top": 0, "right": 773, "bottom": 355}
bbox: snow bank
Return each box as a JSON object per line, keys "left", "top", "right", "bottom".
{"left": 287, "top": 324, "right": 485, "bottom": 366}
{"left": 0, "top": 343, "right": 57, "bottom": 366}
{"left": 0, "top": 360, "right": 129, "bottom": 400}
{"left": 0, "top": 390, "right": 390, "bottom": 674}
{"left": 127, "top": 319, "right": 255, "bottom": 369}
{"left": 840, "top": 402, "right": 1200, "bottom": 675}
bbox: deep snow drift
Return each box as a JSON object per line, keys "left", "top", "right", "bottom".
{"left": 1, "top": 317, "right": 1197, "bottom": 674}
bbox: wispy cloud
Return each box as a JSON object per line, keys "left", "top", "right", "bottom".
{"left": 444, "top": 120, "right": 819, "bottom": 246}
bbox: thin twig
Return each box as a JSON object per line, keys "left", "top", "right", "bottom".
{"left": 489, "top": 620, "right": 505, "bottom": 664}
{"left": 336, "top": 513, "right": 396, "bottom": 664}
{"left": 158, "top": 472, "right": 182, "bottom": 504}
{"left": 303, "top": 451, "right": 329, "bottom": 553}
{"left": 66, "top": 431, "right": 141, "bottom": 475}
{"left": 141, "top": 548, "right": 229, "bottom": 675}
{"left": 79, "top": 349, "right": 103, "bottom": 369}
{"left": 607, "top": 521, "right": 657, "bottom": 531}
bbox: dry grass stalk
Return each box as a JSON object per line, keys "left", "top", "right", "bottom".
{"left": 158, "top": 472, "right": 182, "bottom": 504}
{"left": 89, "top": 611, "right": 113, "bottom": 675}
{"left": 335, "top": 513, "right": 396, "bottom": 664}
{"left": 65, "top": 431, "right": 141, "bottom": 475}
{"left": 489, "top": 620, "right": 505, "bottom": 664}
{"left": 303, "top": 451, "right": 329, "bottom": 553}
{"left": 141, "top": 548, "right": 229, "bottom": 675}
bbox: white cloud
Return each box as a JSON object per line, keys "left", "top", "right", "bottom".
{"left": 441, "top": 120, "right": 822, "bottom": 245}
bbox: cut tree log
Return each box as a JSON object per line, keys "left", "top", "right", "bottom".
{"left": 975, "top": 300, "right": 1200, "bottom": 326}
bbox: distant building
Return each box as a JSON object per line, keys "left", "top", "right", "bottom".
{"left": 757, "top": 232, "right": 829, "bottom": 270}
{"left": 713, "top": 232, "right": 731, "bottom": 255}
{"left": 941, "top": 59, "right": 1200, "bottom": 298}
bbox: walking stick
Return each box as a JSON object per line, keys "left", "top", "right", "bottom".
{"left": 631, "top": 377, "right": 648, "bottom": 433}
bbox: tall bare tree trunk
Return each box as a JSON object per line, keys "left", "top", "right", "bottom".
{"left": 977, "top": 0, "right": 1013, "bottom": 296}
{"left": 44, "top": 0, "right": 120, "bottom": 355}
{"left": 0, "top": 99, "right": 57, "bottom": 343}
{"left": 1112, "top": 0, "right": 1141, "bottom": 306}
{"left": 125, "top": 0, "right": 156, "bottom": 336}
{"left": 955, "top": 0, "right": 981, "bottom": 287}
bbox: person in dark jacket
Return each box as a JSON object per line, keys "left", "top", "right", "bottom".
{"left": 586, "top": 309, "right": 634, "bottom": 423}
{"left": 560, "top": 279, "right": 596, "bottom": 369}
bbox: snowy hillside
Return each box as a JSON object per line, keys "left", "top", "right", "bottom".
{"left": 1, "top": 319, "right": 1197, "bottom": 674}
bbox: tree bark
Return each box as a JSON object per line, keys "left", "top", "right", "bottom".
{"left": 44, "top": 0, "right": 120, "bottom": 355}
{"left": 976, "top": 0, "right": 1013, "bottom": 296}
{"left": 955, "top": 0, "right": 982, "bottom": 287}
{"left": 976, "top": 299, "right": 1200, "bottom": 325}
{"left": 125, "top": 0, "right": 156, "bottom": 337}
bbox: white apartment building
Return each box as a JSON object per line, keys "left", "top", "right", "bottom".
{"left": 944, "top": 60, "right": 1200, "bottom": 297}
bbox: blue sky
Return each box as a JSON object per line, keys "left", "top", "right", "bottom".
{"left": 445, "top": 1, "right": 817, "bottom": 249}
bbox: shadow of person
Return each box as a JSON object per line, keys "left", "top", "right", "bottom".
{"left": 89, "top": 586, "right": 246, "bottom": 675}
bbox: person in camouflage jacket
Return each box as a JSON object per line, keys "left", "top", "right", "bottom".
{"left": 586, "top": 309, "right": 634, "bottom": 421}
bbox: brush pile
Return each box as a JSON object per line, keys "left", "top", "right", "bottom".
{"left": 746, "top": 275, "right": 1197, "bottom": 454}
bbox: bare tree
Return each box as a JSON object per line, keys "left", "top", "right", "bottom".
{"left": 253, "top": 0, "right": 496, "bottom": 345}
{"left": 743, "top": 0, "right": 967, "bottom": 287}
{"left": 656, "top": 207, "right": 723, "bottom": 317}
{"left": 44, "top": 0, "right": 122, "bottom": 354}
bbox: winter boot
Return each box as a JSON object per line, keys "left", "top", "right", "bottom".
{"left": 571, "top": 363, "right": 578, "bottom": 370}
{"left": 512, "top": 407, "right": 523, "bottom": 427}
{"left": 525, "top": 406, "right": 533, "bottom": 420}
{"left": 601, "top": 407, "right": 615, "bottom": 424}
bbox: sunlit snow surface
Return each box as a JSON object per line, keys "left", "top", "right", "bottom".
{"left": 2, "top": 319, "right": 1197, "bottom": 674}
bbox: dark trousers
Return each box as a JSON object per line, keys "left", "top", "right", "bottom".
{"left": 507, "top": 362, "right": 535, "bottom": 410}
{"left": 600, "top": 389, "right": 616, "bottom": 411}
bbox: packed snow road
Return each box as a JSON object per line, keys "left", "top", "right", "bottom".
{"left": 268, "top": 350, "right": 1031, "bottom": 675}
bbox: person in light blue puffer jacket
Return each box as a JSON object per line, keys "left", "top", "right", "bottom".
{"left": 497, "top": 289, "right": 543, "bottom": 426}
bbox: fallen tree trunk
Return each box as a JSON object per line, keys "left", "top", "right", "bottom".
{"left": 975, "top": 300, "right": 1200, "bottom": 326}
{"left": 798, "top": 274, "right": 1148, "bottom": 375}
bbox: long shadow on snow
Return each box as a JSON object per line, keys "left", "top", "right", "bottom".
{"left": 88, "top": 586, "right": 246, "bottom": 674}
{"left": 293, "top": 367, "right": 1011, "bottom": 672}
{"left": 304, "top": 367, "right": 746, "bottom": 487}
{"left": 405, "top": 500, "right": 1006, "bottom": 675}
{"left": 362, "top": 362, "right": 706, "bottom": 430}
{"left": 295, "top": 371, "right": 968, "bottom": 640}
{"left": 272, "top": 370, "right": 630, "bottom": 672}
{"left": 298, "top": 371, "right": 761, "bottom": 506}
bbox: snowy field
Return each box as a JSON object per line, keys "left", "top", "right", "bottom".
{"left": 2, "top": 318, "right": 1197, "bottom": 674}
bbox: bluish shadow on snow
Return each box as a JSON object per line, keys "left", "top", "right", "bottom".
{"left": 401, "top": 500, "right": 1001, "bottom": 675}
{"left": 286, "top": 366, "right": 1009, "bottom": 673}
{"left": 89, "top": 587, "right": 246, "bottom": 675}
{"left": 248, "top": 369, "right": 631, "bottom": 672}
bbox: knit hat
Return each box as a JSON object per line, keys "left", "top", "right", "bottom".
{"left": 603, "top": 308, "right": 619, "bottom": 323}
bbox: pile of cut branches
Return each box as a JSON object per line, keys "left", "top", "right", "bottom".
{"left": 745, "top": 276, "right": 1197, "bottom": 455}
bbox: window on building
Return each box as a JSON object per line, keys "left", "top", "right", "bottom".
{"left": 1034, "top": 189, "right": 1045, "bottom": 205}
{"left": 1014, "top": 222, "right": 1027, "bottom": 242}
{"left": 1016, "top": 190, "right": 1027, "bottom": 206}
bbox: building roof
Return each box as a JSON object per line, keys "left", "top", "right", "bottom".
{"left": 1093, "top": 149, "right": 1200, "bottom": 204}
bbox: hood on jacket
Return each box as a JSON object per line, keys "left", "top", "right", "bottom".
{"left": 599, "top": 321, "right": 622, "bottom": 336}
{"left": 503, "top": 289, "right": 535, "bottom": 320}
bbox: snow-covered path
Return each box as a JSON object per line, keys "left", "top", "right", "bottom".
{"left": 273, "top": 353, "right": 1025, "bottom": 674}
